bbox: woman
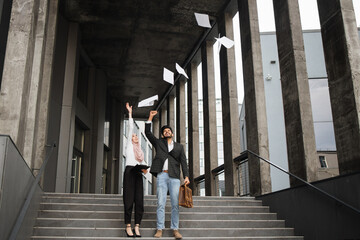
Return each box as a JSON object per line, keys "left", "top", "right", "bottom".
{"left": 123, "top": 102, "right": 147, "bottom": 237}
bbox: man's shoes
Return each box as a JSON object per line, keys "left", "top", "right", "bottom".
{"left": 154, "top": 229, "right": 162, "bottom": 238}
{"left": 173, "top": 230, "right": 182, "bottom": 239}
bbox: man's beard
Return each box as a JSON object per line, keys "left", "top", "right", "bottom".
{"left": 164, "top": 135, "right": 172, "bottom": 139}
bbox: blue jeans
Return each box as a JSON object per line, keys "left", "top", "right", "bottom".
{"left": 156, "top": 172, "right": 181, "bottom": 230}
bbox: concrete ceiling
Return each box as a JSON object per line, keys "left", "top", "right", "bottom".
{"left": 61, "top": 0, "right": 228, "bottom": 118}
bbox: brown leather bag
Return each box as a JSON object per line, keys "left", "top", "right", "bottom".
{"left": 179, "top": 184, "right": 193, "bottom": 208}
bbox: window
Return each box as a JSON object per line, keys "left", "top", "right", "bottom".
{"left": 141, "top": 133, "right": 147, "bottom": 155}
{"left": 319, "top": 156, "right": 327, "bottom": 168}
{"left": 124, "top": 120, "right": 129, "bottom": 137}
{"left": 104, "top": 121, "right": 110, "bottom": 146}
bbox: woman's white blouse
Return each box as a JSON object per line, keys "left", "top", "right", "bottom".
{"left": 125, "top": 118, "right": 144, "bottom": 166}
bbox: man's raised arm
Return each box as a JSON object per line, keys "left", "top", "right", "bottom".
{"left": 145, "top": 110, "right": 158, "bottom": 145}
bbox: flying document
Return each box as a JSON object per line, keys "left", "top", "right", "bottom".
{"left": 215, "top": 36, "right": 234, "bottom": 53}
{"left": 176, "top": 63, "right": 188, "bottom": 79}
{"left": 163, "top": 67, "right": 174, "bottom": 85}
{"left": 138, "top": 95, "right": 158, "bottom": 108}
{"left": 194, "top": 13, "right": 211, "bottom": 28}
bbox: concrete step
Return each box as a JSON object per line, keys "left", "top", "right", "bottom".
{"left": 42, "top": 193, "right": 255, "bottom": 201}
{"left": 39, "top": 202, "right": 269, "bottom": 213}
{"left": 32, "top": 193, "right": 303, "bottom": 239}
{"left": 38, "top": 210, "right": 278, "bottom": 220}
{"left": 32, "top": 227, "right": 296, "bottom": 238}
{"left": 31, "top": 237, "right": 304, "bottom": 240}
{"left": 41, "top": 195, "right": 261, "bottom": 206}
{"left": 34, "top": 218, "right": 285, "bottom": 228}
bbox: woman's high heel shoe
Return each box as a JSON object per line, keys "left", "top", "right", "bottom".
{"left": 134, "top": 224, "right": 141, "bottom": 237}
{"left": 125, "top": 225, "right": 134, "bottom": 237}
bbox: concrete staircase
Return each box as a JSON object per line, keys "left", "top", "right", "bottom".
{"left": 31, "top": 193, "right": 303, "bottom": 239}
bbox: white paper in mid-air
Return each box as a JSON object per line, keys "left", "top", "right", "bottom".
{"left": 138, "top": 95, "right": 158, "bottom": 107}
{"left": 163, "top": 67, "right": 174, "bottom": 85}
{"left": 194, "top": 13, "right": 211, "bottom": 28}
{"left": 175, "top": 63, "right": 189, "bottom": 79}
{"left": 215, "top": 36, "right": 235, "bottom": 53}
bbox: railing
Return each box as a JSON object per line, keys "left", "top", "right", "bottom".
{"left": 234, "top": 151, "right": 250, "bottom": 196}
{"left": 194, "top": 150, "right": 360, "bottom": 215}
{"left": 8, "top": 142, "right": 57, "bottom": 240}
{"left": 245, "top": 149, "right": 360, "bottom": 215}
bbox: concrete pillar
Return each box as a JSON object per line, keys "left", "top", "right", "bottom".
{"left": 116, "top": 103, "right": 125, "bottom": 194}
{"left": 201, "top": 40, "right": 218, "bottom": 196}
{"left": 187, "top": 63, "right": 200, "bottom": 194}
{"left": 43, "top": 14, "right": 69, "bottom": 192}
{"left": 317, "top": 0, "right": 360, "bottom": 174}
{"left": 273, "top": 0, "right": 318, "bottom": 184}
{"left": 0, "top": 0, "right": 41, "bottom": 157}
{"left": 218, "top": 13, "right": 241, "bottom": 196}
{"left": 152, "top": 118, "right": 160, "bottom": 194}
{"left": 160, "top": 107, "right": 167, "bottom": 135}
{"left": 176, "top": 79, "right": 186, "bottom": 146}
{"left": 56, "top": 23, "right": 79, "bottom": 192}
{"left": 90, "top": 70, "right": 107, "bottom": 193}
{"left": 34, "top": 0, "right": 60, "bottom": 186}
{"left": 167, "top": 96, "right": 175, "bottom": 132}
{"left": 238, "top": 0, "right": 271, "bottom": 196}
{"left": 24, "top": 0, "right": 49, "bottom": 170}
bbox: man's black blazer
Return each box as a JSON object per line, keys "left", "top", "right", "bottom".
{"left": 145, "top": 123, "right": 189, "bottom": 179}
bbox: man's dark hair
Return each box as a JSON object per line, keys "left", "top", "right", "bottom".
{"left": 161, "top": 125, "right": 173, "bottom": 135}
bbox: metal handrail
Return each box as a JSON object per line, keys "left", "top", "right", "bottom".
{"left": 8, "top": 142, "right": 57, "bottom": 240}
{"left": 246, "top": 149, "right": 360, "bottom": 215}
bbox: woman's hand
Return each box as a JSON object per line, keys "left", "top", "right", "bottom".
{"left": 126, "top": 102, "right": 132, "bottom": 114}
{"left": 141, "top": 169, "right": 148, "bottom": 174}
{"left": 126, "top": 102, "right": 133, "bottom": 118}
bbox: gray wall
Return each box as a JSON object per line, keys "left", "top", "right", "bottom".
{"left": 257, "top": 172, "right": 360, "bottom": 240}
{"left": 0, "top": 135, "right": 43, "bottom": 240}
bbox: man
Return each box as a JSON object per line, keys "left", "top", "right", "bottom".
{"left": 145, "top": 110, "right": 190, "bottom": 239}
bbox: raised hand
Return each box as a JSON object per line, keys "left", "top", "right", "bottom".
{"left": 126, "top": 102, "right": 132, "bottom": 113}
{"left": 148, "top": 110, "right": 158, "bottom": 121}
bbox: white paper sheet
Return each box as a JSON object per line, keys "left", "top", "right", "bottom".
{"left": 215, "top": 36, "right": 235, "bottom": 52}
{"left": 138, "top": 95, "right": 158, "bottom": 107}
{"left": 194, "top": 13, "right": 212, "bottom": 28}
{"left": 163, "top": 67, "right": 174, "bottom": 85}
{"left": 175, "top": 63, "right": 189, "bottom": 79}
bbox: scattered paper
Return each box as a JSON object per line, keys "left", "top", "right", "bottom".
{"left": 176, "top": 63, "right": 189, "bottom": 79}
{"left": 194, "top": 13, "right": 211, "bottom": 28}
{"left": 215, "top": 36, "right": 235, "bottom": 53}
{"left": 138, "top": 95, "right": 158, "bottom": 108}
{"left": 163, "top": 67, "right": 174, "bottom": 85}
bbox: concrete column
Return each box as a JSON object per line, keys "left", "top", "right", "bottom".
{"left": 218, "top": 13, "right": 241, "bottom": 196}
{"left": 24, "top": 0, "right": 49, "bottom": 169}
{"left": 160, "top": 107, "right": 167, "bottom": 135}
{"left": 43, "top": 14, "right": 69, "bottom": 192}
{"left": 176, "top": 79, "right": 186, "bottom": 146}
{"left": 0, "top": 0, "right": 41, "bottom": 155}
{"left": 109, "top": 99, "right": 119, "bottom": 193}
{"left": 56, "top": 23, "right": 79, "bottom": 192}
{"left": 167, "top": 96, "right": 175, "bottom": 132}
{"left": 273, "top": 0, "right": 318, "bottom": 184}
{"left": 152, "top": 118, "right": 160, "bottom": 194}
{"left": 90, "top": 70, "right": 107, "bottom": 193}
{"left": 201, "top": 40, "right": 218, "bottom": 196}
{"left": 116, "top": 103, "right": 125, "bottom": 194}
{"left": 317, "top": 0, "right": 360, "bottom": 174}
{"left": 238, "top": 0, "right": 271, "bottom": 196}
{"left": 187, "top": 63, "right": 200, "bottom": 194}
{"left": 34, "top": 0, "right": 60, "bottom": 184}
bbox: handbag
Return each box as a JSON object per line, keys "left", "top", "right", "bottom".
{"left": 178, "top": 184, "right": 193, "bottom": 208}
